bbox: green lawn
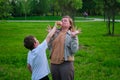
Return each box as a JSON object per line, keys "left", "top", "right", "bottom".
{"left": 0, "top": 21, "right": 120, "bottom": 80}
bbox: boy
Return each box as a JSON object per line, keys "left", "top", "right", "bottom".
{"left": 24, "top": 23, "right": 57, "bottom": 80}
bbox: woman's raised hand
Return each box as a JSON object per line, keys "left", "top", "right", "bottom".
{"left": 71, "top": 28, "right": 81, "bottom": 37}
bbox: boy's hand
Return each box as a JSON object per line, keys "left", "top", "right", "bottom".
{"left": 47, "top": 21, "right": 61, "bottom": 33}
{"left": 47, "top": 21, "right": 58, "bottom": 33}
{"left": 47, "top": 25, "right": 53, "bottom": 33}
{"left": 46, "top": 22, "right": 57, "bottom": 43}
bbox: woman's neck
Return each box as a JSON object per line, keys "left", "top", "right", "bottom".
{"left": 61, "top": 27, "right": 69, "bottom": 32}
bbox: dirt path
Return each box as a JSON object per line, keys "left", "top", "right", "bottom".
{"left": 0, "top": 18, "right": 120, "bottom": 22}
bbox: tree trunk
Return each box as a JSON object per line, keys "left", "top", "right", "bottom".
{"left": 24, "top": 9, "right": 27, "bottom": 20}
{"left": 112, "top": 10, "right": 115, "bottom": 35}
{"left": 107, "top": 16, "right": 111, "bottom": 35}
{"left": 103, "top": 2, "right": 106, "bottom": 22}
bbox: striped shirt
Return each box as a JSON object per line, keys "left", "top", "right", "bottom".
{"left": 27, "top": 40, "right": 50, "bottom": 80}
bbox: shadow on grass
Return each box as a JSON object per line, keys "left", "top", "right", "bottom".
{"left": 103, "top": 34, "right": 120, "bottom": 37}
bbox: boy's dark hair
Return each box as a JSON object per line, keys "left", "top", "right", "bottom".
{"left": 24, "top": 35, "right": 35, "bottom": 50}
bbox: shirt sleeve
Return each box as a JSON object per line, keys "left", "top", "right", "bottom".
{"left": 38, "top": 40, "right": 48, "bottom": 50}
{"left": 27, "top": 52, "right": 30, "bottom": 64}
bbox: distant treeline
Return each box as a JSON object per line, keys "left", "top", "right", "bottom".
{"left": 0, "top": 0, "right": 120, "bottom": 19}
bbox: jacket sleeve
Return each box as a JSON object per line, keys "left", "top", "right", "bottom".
{"left": 48, "top": 34, "right": 56, "bottom": 51}
{"left": 70, "top": 36, "right": 79, "bottom": 54}
{"left": 48, "top": 38, "right": 52, "bottom": 51}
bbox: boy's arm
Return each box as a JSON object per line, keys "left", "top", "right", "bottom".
{"left": 27, "top": 64, "right": 32, "bottom": 74}
{"left": 46, "top": 23, "right": 57, "bottom": 43}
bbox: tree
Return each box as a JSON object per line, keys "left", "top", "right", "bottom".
{"left": 10, "top": 0, "right": 32, "bottom": 18}
{"left": 31, "top": 0, "right": 50, "bottom": 16}
{"left": 20, "top": 0, "right": 32, "bottom": 19}
{"left": 0, "top": 0, "right": 12, "bottom": 19}
{"left": 81, "top": 0, "right": 96, "bottom": 15}
{"left": 50, "top": 0, "right": 61, "bottom": 16}
{"left": 10, "top": 0, "right": 22, "bottom": 17}
{"left": 58, "top": 0, "right": 82, "bottom": 19}
{"left": 104, "top": 0, "right": 120, "bottom": 35}
{"left": 94, "top": 0, "right": 120, "bottom": 36}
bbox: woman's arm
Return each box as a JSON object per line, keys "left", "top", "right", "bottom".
{"left": 70, "top": 30, "right": 80, "bottom": 53}
{"left": 70, "top": 36, "right": 79, "bottom": 53}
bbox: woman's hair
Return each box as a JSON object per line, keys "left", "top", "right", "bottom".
{"left": 62, "top": 15, "right": 75, "bottom": 31}
{"left": 24, "top": 35, "right": 36, "bottom": 50}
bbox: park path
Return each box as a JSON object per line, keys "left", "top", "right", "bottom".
{"left": 0, "top": 17, "right": 120, "bottom": 22}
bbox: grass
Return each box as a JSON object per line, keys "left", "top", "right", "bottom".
{"left": 0, "top": 21, "right": 120, "bottom": 80}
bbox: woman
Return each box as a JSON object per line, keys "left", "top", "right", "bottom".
{"left": 48, "top": 15, "right": 80, "bottom": 80}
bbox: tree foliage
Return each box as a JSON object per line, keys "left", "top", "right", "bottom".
{"left": 10, "top": 0, "right": 50, "bottom": 17}
{"left": 50, "top": 0, "right": 61, "bottom": 16}
{"left": 0, "top": 0, "right": 12, "bottom": 19}
{"left": 20, "top": 0, "right": 32, "bottom": 19}
{"left": 81, "top": 0, "right": 96, "bottom": 15}
{"left": 10, "top": 0, "right": 32, "bottom": 17}
{"left": 94, "top": 0, "right": 120, "bottom": 35}
{"left": 58, "top": 0, "right": 82, "bottom": 16}
{"left": 11, "top": 0, "right": 22, "bottom": 16}
{"left": 0, "top": 0, "right": 83, "bottom": 18}
{"left": 31, "top": 0, "right": 50, "bottom": 15}
{"left": 1, "top": 0, "right": 120, "bottom": 21}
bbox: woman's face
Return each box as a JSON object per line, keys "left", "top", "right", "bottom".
{"left": 61, "top": 18, "right": 71, "bottom": 29}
